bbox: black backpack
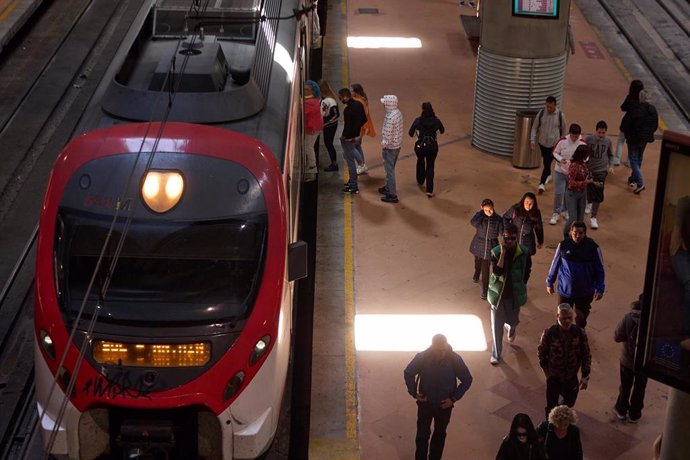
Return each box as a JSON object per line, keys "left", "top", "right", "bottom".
{"left": 415, "top": 132, "right": 437, "bottom": 155}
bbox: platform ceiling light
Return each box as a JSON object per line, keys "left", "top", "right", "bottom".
{"left": 354, "top": 314, "right": 487, "bottom": 352}
{"left": 347, "top": 36, "right": 422, "bottom": 49}
{"left": 141, "top": 170, "right": 184, "bottom": 213}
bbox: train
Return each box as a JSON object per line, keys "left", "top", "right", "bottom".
{"left": 34, "top": 0, "right": 315, "bottom": 458}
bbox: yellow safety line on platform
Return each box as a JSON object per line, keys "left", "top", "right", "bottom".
{"left": 0, "top": 0, "right": 21, "bottom": 21}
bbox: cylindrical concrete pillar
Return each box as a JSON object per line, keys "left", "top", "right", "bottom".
{"left": 660, "top": 388, "right": 690, "bottom": 460}
{"left": 472, "top": 0, "right": 571, "bottom": 156}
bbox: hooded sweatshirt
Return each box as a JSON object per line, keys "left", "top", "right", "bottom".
{"left": 380, "top": 95, "right": 403, "bottom": 149}
{"left": 552, "top": 135, "right": 585, "bottom": 175}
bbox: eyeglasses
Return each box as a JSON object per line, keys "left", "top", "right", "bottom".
{"left": 503, "top": 236, "right": 517, "bottom": 241}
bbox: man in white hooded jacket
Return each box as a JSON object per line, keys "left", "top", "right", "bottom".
{"left": 379, "top": 95, "right": 404, "bottom": 203}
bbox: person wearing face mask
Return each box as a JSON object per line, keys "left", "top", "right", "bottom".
{"left": 470, "top": 198, "right": 504, "bottom": 300}
{"left": 404, "top": 334, "right": 473, "bottom": 460}
{"left": 546, "top": 222, "right": 605, "bottom": 329}
{"left": 487, "top": 224, "right": 532, "bottom": 365}
{"left": 562, "top": 145, "right": 593, "bottom": 239}
{"left": 538, "top": 304, "right": 592, "bottom": 419}
{"left": 496, "top": 413, "right": 546, "bottom": 460}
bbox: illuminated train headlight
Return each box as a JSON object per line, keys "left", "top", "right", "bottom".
{"left": 249, "top": 335, "right": 271, "bottom": 366}
{"left": 40, "top": 330, "right": 56, "bottom": 360}
{"left": 141, "top": 170, "right": 184, "bottom": 213}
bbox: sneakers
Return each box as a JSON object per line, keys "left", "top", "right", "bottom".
{"left": 612, "top": 406, "right": 627, "bottom": 421}
{"left": 628, "top": 416, "right": 640, "bottom": 424}
{"left": 378, "top": 186, "right": 389, "bottom": 195}
{"left": 426, "top": 192, "right": 435, "bottom": 198}
{"left": 622, "top": 159, "right": 630, "bottom": 168}
{"left": 545, "top": 175, "right": 552, "bottom": 185}
{"left": 549, "top": 213, "right": 560, "bottom": 225}
{"left": 585, "top": 203, "right": 592, "bottom": 215}
{"left": 472, "top": 273, "right": 480, "bottom": 283}
{"left": 628, "top": 181, "right": 637, "bottom": 189}
{"left": 481, "top": 290, "right": 487, "bottom": 300}
{"left": 634, "top": 184, "right": 646, "bottom": 194}
{"left": 561, "top": 211, "right": 569, "bottom": 220}
{"left": 590, "top": 217, "right": 599, "bottom": 229}
{"left": 538, "top": 184, "right": 545, "bottom": 195}
{"left": 468, "top": 0, "right": 476, "bottom": 6}
{"left": 490, "top": 356, "right": 499, "bottom": 365}
{"left": 324, "top": 163, "right": 339, "bottom": 172}
{"left": 381, "top": 194, "right": 399, "bottom": 203}
{"left": 356, "top": 164, "right": 368, "bottom": 175}
{"left": 343, "top": 184, "right": 359, "bottom": 194}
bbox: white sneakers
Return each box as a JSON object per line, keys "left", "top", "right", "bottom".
{"left": 538, "top": 184, "right": 545, "bottom": 194}
{"left": 590, "top": 217, "right": 599, "bottom": 229}
{"left": 545, "top": 175, "right": 552, "bottom": 184}
{"left": 356, "top": 164, "right": 368, "bottom": 175}
{"left": 585, "top": 203, "right": 592, "bottom": 215}
{"left": 549, "top": 213, "right": 560, "bottom": 225}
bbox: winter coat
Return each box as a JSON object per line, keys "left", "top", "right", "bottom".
{"left": 341, "top": 98, "right": 367, "bottom": 139}
{"left": 304, "top": 96, "right": 324, "bottom": 134}
{"left": 538, "top": 323, "right": 591, "bottom": 381}
{"left": 614, "top": 310, "right": 641, "bottom": 369}
{"left": 537, "top": 422, "right": 583, "bottom": 460}
{"left": 403, "top": 346, "right": 473, "bottom": 407}
{"left": 496, "top": 437, "right": 546, "bottom": 460}
{"left": 487, "top": 243, "right": 532, "bottom": 308}
{"left": 546, "top": 237, "right": 605, "bottom": 298}
{"left": 469, "top": 211, "right": 504, "bottom": 260}
{"left": 502, "top": 205, "right": 544, "bottom": 256}
{"left": 621, "top": 102, "right": 658, "bottom": 144}
{"left": 380, "top": 95, "right": 403, "bottom": 149}
{"left": 409, "top": 116, "right": 445, "bottom": 154}
{"left": 353, "top": 95, "right": 376, "bottom": 137}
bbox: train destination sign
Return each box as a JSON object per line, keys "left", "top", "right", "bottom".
{"left": 513, "top": 0, "right": 559, "bottom": 18}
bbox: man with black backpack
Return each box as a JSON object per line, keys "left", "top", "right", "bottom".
{"left": 620, "top": 89, "right": 658, "bottom": 194}
{"left": 530, "top": 96, "right": 567, "bottom": 195}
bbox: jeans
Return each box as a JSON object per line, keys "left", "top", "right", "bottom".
{"left": 613, "top": 131, "right": 626, "bottom": 165}
{"left": 627, "top": 141, "right": 647, "bottom": 187}
{"left": 354, "top": 138, "right": 365, "bottom": 165}
{"left": 416, "top": 151, "right": 438, "bottom": 193}
{"left": 474, "top": 256, "right": 490, "bottom": 294}
{"left": 545, "top": 375, "right": 580, "bottom": 418}
{"left": 615, "top": 364, "right": 648, "bottom": 420}
{"left": 563, "top": 189, "right": 586, "bottom": 237}
{"left": 341, "top": 138, "right": 359, "bottom": 187}
{"left": 559, "top": 293, "right": 594, "bottom": 329}
{"left": 552, "top": 171, "right": 567, "bottom": 214}
{"left": 539, "top": 144, "right": 554, "bottom": 184}
{"left": 671, "top": 249, "right": 690, "bottom": 336}
{"left": 304, "top": 132, "right": 319, "bottom": 170}
{"left": 415, "top": 402, "right": 452, "bottom": 460}
{"left": 382, "top": 148, "right": 401, "bottom": 195}
{"left": 490, "top": 297, "right": 519, "bottom": 361}
{"left": 322, "top": 123, "right": 338, "bottom": 164}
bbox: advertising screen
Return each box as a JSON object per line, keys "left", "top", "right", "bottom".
{"left": 513, "top": 0, "right": 559, "bottom": 18}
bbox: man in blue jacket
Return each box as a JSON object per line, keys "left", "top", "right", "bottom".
{"left": 404, "top": 334, "right": 473, "bottom": 460}
{"left": 546, "top": 221, "right": 606, "bottom": 329}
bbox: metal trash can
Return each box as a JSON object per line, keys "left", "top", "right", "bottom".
{"left": 512, "top": 109, "right": 541, "bottom": 169}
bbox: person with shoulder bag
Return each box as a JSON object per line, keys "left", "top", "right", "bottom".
{"left": 409, "top": 102, "right": 445, "bottom": 198}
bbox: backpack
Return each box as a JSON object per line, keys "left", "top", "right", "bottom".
{"left": 414, "top": 132, "right": 437, "bottom": 155}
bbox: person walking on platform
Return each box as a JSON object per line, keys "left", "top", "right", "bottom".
{"left": 530, "top": 96, "right": 567, "bottom": 195}
{"left": 338, "top": 88, "right": 368, "bottom": 194}
{"left": 536, "top": 405, "right": 583, "bottom": 460}
{"left": 620, "top": 89, "right": 658, "bottom": 194}
{"left": 546, "top": 221, "right": 605, "bottom": 329}
{"left": 496, "top": 413, "right": 546, "bottom": 460}
{"left": 319, "top": 80, "right": 340, "bottom": 172}
{"left": 469, "top": 198, "right": 504, "bottom": 300}
{"left": 584, "top": 121, "right": 614, "bottom": 229}
{"left": 613, "top": 294, "right": 648, "bottom": 423}
{"left": 409, "top": 102, "right": 445, "bottom": 197}
{"left": 614, "top": 80, "right": 644, "bottom": 167}
{"left": 404, "top": 334, "right": 473, "bottom": 460}
{"left": 488, "top": 224, "right": 532, "bottom": 365}
{"left": 303, "top": 80, "right": 323, "bottom": 178}
{"left": 562, "top": 145, "right": 592, "bottom": 239}
{"left": 378, "top": 95, "right": 404, "bottom": 203}
{"left": 549, "top": 124, "right": 585, "bottom": 225}
{"left": 351, "top": 83, "right": 375, "bottom": 174}
{"left": 538, "top": 304, "right": 592, "bottom": 419}
{"left": 502, "top": 192, "right": 544, "bottom": 257}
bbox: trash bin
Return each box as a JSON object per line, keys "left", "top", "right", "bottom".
{"left": 512, "top": 109, "right": 541, "bottom": 169}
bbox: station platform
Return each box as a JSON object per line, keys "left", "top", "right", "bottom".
{"left": 309, "top": 0, "right": 685, "bottom": 459}
{"left": 0, "top": 0, "right": 42, "bottom": 53}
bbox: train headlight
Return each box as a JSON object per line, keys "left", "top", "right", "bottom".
{"left": 249, "top": 335, "right": 271, "bottom": 366}
{"left": 40, "top": 330, "right": 56, "bottom": 361}
{"left": 141, "top": 170, "right": 184, "bottom": 213}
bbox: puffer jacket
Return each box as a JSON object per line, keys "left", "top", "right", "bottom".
{"left": 487, "top": 243, "right": 531, "bottom": 308}
{"left": 502, "top": 205, "right": 544, "bottom": 256}
{"left": 380, "top": 95, "right": 403, "bottom": 149}
{"left": 546, "top": 237, "right": 605, "bottom": 298}
{"left": 538, "top": 324, "right": 591, "bottom": 380}
{"left": 469, "top": 211, "right": 503, "bottom": 260}
{"left": 304, "top": 96, "right": 324, "bottom": 134}
{"left": 621, "top": 102, "right": 658, "bottom": 144}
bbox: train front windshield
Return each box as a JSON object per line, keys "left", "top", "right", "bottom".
{"left": 55, "top": 209, "right": 267, "bottom": 324}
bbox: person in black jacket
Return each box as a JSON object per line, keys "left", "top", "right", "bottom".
{"left": 409, "top": 102, "right": 445, "bottom": 197}
{"left": 614, "top": 79, "right": 644, "bottom": 166}
{"left": 613, "top": 294, "right": 647, "bottom": 423}
{"left": 502, "top": 192, "right": 544, "bottom": 257}
{"left": 338, "top": 87, "right": 368, "bottom": 193}
{"left": 620, "top": 89, "right": 658, "bottom": 194}
{"left": 496, "top": 413, "right": 545, "bottom": 460}
{"left": 537, "top": 405, "right": 583, "bottom": 460}
{"left": 470, "top": 198, "right": 504, "bottom": 300}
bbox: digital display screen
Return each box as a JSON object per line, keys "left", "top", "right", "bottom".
{"left": 513, "top": 0, "right": 559, "bottom": 18}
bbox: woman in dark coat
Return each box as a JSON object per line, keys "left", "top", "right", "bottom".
{"left": 503, "top": 192, "right": 544, "bottom": 256}
{"left": 496, "top": 413, "right": 546, "bottom": 460}
{"left": 408, "top": 102, "right": 445, "bottom": 197}
{"left": 469, "top": 198, "right": 504, "bottom": 300}
{"left": 537, "top": 405, "right": 583, "bottom": 460}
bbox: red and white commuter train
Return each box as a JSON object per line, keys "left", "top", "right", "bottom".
{"left": 34, "top": 0, "right": 314, "bottom": 458}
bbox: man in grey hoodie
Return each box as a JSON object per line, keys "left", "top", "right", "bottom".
{"left": 378, "top": 95, "right": 404, "bottom": 203}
